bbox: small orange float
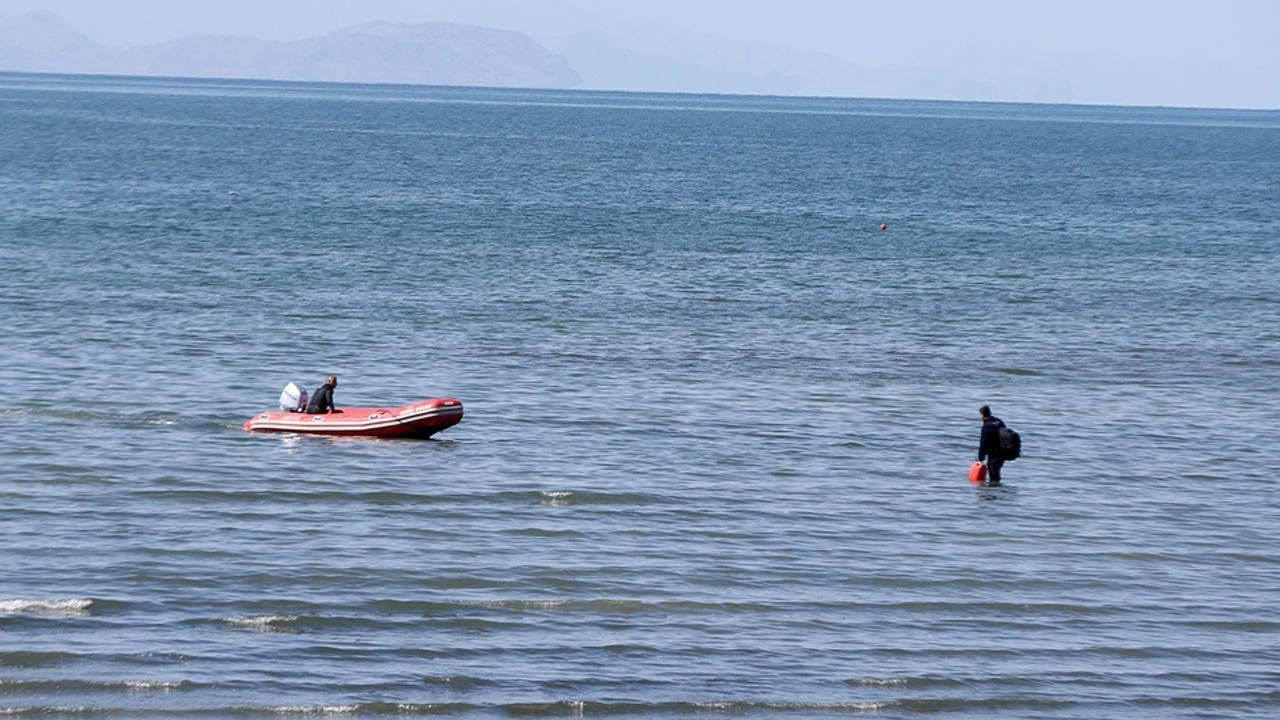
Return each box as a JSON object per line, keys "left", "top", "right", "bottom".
{"left": 968, "top": 461, "right": 987, "bottom": 485}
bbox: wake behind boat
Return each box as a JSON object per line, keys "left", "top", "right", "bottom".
{"left": 244, "top": 382, "right": 463, "bottom": 439}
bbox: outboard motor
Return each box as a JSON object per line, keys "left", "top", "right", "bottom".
{"left": 279, "top": 381, "right": 309, "bottom": 412}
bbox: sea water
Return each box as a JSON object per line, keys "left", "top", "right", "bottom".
{"left": 1, "top": 73, "right": 1278, "bottom": 718}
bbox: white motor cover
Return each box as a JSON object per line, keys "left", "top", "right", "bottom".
{"left": 279, "top": 381, "right": 309, "bottom": 412}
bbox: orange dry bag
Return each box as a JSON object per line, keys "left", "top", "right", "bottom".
{"left": 968, "top": 461, "right": 987, "bottom": 485}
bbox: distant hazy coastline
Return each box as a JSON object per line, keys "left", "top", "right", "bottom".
{"left": 0, "top": 11, "right": 581, "bottom": 88}
{"left": 1, "top": 9, "right": 1085, "bottom": 102}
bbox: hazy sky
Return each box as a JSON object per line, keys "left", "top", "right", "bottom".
{"left": 2, "top": 0, "right": 1278, "bottom": 108}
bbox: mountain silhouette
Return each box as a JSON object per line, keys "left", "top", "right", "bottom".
{"left": 0, "top": 12, "right": 581, "bottom": 89}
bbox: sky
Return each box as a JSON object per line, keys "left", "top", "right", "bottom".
{"left": 2, "top": 0, "right": 1278, "bottom": 109}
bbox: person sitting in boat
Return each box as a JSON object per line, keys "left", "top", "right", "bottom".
{"left": 306, "top": 375, "right": 342, "bottom": 414}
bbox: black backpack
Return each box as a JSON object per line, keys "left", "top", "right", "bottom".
{"left": 998, "top": 426, "right": 1021, "bottom": 460}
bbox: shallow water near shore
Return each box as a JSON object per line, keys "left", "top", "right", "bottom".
{"left": 1, "top": 73, "right": 1278, "bottom": 718}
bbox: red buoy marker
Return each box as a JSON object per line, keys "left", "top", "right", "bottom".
{"left": 879, "top": 223, "right": 888, "bottom": 231}
{"left": 968, "top": 461, "right": 987, "bottom": 485}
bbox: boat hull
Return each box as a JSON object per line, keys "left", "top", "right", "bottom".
{"left": 244, "top": 397, "right": 463, "bottom": 439}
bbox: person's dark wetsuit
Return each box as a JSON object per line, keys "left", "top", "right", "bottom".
{"left": 979, "top": 414, "right": 1007, "bottom": 484}
{"left": 306, "top": 382, "right": 336, "bottom": 414}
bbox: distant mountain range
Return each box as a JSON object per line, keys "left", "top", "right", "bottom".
{"left": 0, "top": 10, "right": 1078, "bottom": 103}
{"left": 0, "top": 11, "right": 581, "bottom": 88}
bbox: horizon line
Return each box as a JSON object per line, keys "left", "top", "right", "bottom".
{"left": 2, "top": 69, "right": 1278, "bottom": 114}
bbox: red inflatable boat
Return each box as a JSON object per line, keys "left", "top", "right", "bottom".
{"left": 244, "top": 397, "right": 463, "bottom": 439}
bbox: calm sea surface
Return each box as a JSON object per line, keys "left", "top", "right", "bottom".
{"left": 1, "top": 73, "right": 1278, "bottom": 718}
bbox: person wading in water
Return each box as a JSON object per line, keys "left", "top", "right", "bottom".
{"left": 978, "top": 405, "right": 1007, "bottom": 485}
